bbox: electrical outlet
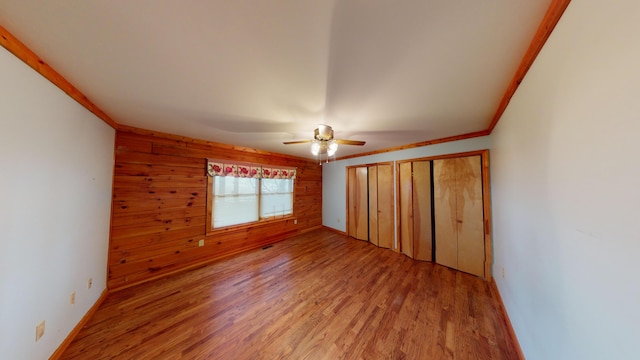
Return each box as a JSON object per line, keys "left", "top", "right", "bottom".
{"left": 502, "top": 267, "right": 505, "bottom": 279}
{"left": 35, "top": 321, "right": 45, "bottom": 341}
{"left": 88, "top": 278, "right": 92, "bottom": 289}
{"left": 198, "top": 239, "right": 204, "bottom": 247}
{"left": 70, "top": 292, "right": 75, "bottom": 304}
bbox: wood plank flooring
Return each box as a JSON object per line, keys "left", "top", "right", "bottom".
{"left": 61, "top": 228, "right": 520, "bottom": 359}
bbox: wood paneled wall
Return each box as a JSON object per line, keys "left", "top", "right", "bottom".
{"left": 109, "top": 127, "right": 322, "bottom": 290}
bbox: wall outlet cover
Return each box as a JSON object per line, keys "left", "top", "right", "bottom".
{"left": 36, "top": 321, "right": 45, "bottom": 341}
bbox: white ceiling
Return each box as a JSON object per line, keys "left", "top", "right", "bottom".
{"left": 0, "top": 0, "right": 552, "bottom": 159}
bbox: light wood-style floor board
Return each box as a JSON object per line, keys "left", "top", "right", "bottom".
{"left": 61, "top": 228, "right": 519, "bottom": 359}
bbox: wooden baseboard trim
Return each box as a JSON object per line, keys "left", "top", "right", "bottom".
{"left": 322, "top": 225, "right": 347, "bottom": 236}
{"left": 109, "top": 227, "right": 322, "bottom": 292}
{"left": 109, "top": 256, "right": 228, "bottom": 292}
{"left": 300, "top": 225, "right": 323, "bottom": 234}
{"left": 489, "top": 279, "right": 526, "bottom": 360}
{"left": 49, "top": 288, "right": 108, "bottom": 360}
{"left": 107, "top": 244, "right": 274, "bottom": 292}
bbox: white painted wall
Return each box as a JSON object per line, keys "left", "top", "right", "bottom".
{"left": 490, "top": 1, "right": 640, "bottom": 359}
{"left": 0, "top": 47, "right": 115, "bottom": 359}
{"left": 322, "top": 136, "right": 490, "bottom": 238}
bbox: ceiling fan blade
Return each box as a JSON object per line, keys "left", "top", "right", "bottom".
{"left": 335, "top": 139, "right": 366, "bottom": 146}
{"left": 283, "top": 140, "right": 313, "bottom": 145}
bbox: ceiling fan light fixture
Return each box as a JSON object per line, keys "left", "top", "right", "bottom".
{"left": 311, "top": 140, "right": 321, "bottom": 156}
{"left": 283, "top": 124, "right": 364, "bottom": 164}
{"left": 316, "top": 124, "right": 333, "bottom": 140}
{"left": 327, "top": 140, "right": 338, "bottom": 157}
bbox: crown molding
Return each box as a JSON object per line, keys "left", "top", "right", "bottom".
{"left": 487, "top": 0, "right": 571, "bottom": 133}
{"left": 0, "top": 24, "right": 119, "bottom": 129}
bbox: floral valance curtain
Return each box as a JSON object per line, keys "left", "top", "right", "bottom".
{"left": 207, "top": 161, "right": 296, "bottom": 179}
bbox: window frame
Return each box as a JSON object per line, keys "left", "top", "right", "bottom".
{"left": 205, "top": 160, "right": 296, "bottom": 234}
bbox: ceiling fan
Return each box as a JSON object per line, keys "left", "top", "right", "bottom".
{"left": 283, "top": 124, "right": 365, "bottom": 158}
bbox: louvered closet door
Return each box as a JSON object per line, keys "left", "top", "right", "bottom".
{"left": 434, "top": 156, "right": 484, "bottom": 277}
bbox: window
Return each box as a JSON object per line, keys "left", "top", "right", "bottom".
{"left": 208, "top": 161, "right": 296, "bottom": 229}
{"left": 260, "top": 178, "right": 294, "bottom": 218}
{"left": 213, "top": 176, "right": 259, "bottom": 228}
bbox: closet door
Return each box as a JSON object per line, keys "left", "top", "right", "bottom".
{"left": 376, "top": 164, "right": 394, "bottom": 249}
{"left": 433, "top": 159, "right": 457, "bottom": 269}
{"left": 369, "top": 164, "right": 394, "bottom": 249}
{"left": 434, "top": 156, "right": 484, "bottom": 277}
{"left": 348, "top": 167, "right": 368, "bottom": 241}
{"left": 412, "top": 161, "right": 432, "bottom": 261}
{"left": 455, "top": 156, "right": 484, "bottom": 276}
{"left": 368, "top": 167, "right": 379, "bottom": 246}
{"left": 398, "top": 161, "right": 432, "bottom": 260}
{"left": 398, "top": 162, "right": 414, "bottom": 257}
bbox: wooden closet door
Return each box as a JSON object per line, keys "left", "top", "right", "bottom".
{"left": 368, "top": 167, "right": 379, "bottom": 246}
{"left": 348, "top": 167, "right": 357, "bottom": 238}
{"left": 434, "top": 156, "right": 484, "bottom": 277}
{"left": 348, "top": 167, "right": 368, "bottom": 241}
{"left": 376, "top": 164, "right": 394, "bottom": 249}
{"left": 455, "top": 156, "right": 484, "bottom": 276}
{"left": 412, "top": 161, "right": 432, "bottom": 261}
{"left": 434, "top": 159, "right": 458, "bottom": 269}
{"left": 398, "top": 162, "right": 413, "bottom": 256}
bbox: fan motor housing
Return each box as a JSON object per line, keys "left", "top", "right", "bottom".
{"left": 314, "top": 124, "right": 334, "bottom": 141}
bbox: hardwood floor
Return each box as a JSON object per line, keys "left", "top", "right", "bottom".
{"left": 61, "top": 228, "right": 520, "bottom": 359}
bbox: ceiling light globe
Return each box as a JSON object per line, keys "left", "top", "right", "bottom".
{"left": 327, "top": 141, "right": 338, "bottom": 156}
{"left": 311, "top": 141, "right": 321, "bottom": 156}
